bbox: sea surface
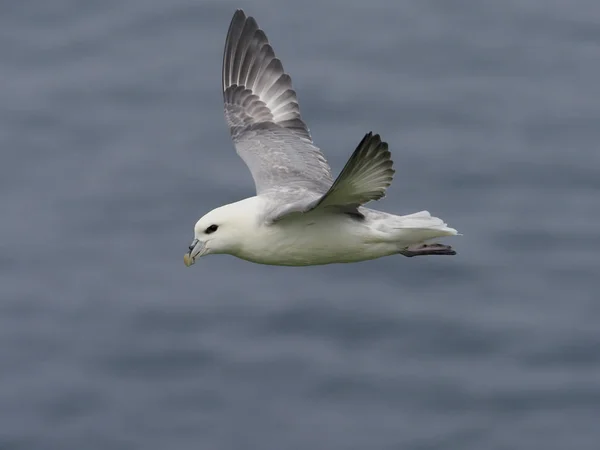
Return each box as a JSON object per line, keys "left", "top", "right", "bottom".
{"left": 2, "top": 1, "right": 600, "bottom": 449}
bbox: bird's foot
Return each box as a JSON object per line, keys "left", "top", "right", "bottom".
{"left": 399, "top": 243, "right": 456, "bottom": 257}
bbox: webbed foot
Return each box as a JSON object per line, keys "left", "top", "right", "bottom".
{"left": 399, "top": 243, "right": 456, "bottom": 257}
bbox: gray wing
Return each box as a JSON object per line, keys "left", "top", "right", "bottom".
{"left": 314, "top": 132, "right": 394, "bottom": 209}
{"left": 223, "top": 10, "right": 333, "bottom": 194}
{"left": 266, "top": 133, "right": 395, "bottom": 223}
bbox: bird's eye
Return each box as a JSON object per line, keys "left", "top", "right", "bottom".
{"left": 205, "top": 224, "right": 218, "bottom": 234}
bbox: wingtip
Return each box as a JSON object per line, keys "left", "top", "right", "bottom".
{"left": 222, "top": 7, "right": 314, "bottom": 142}
{"left": 362, "top": 132, "right": 387, "bottom": 148}
{"left": 228, "top": 9, "right": 247, "bottom": 28}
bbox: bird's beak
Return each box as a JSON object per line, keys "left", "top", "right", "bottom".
{"left": 184, "top": 239, "right": 205, "bottom": 267}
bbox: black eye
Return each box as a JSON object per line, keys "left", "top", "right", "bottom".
{"left": 205, "top": 224, "right": 218, "bottom": 234}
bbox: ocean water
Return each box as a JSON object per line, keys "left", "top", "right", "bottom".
{"left": 2, "top": 1, "right": 599, "bottom": 449}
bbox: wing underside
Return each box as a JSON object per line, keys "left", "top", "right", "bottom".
{"left": 315, "top": 132, "right": 395, "bottom": 209}
{"left": 222, "top": 10, "right": 333, "bottom": 194}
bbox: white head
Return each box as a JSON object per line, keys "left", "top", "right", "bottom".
{"left": 184, "top": 199, "right": 258, "bottom": 266}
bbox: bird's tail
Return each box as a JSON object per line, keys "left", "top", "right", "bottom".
{"left": 394, "top": 210, "right": 458, "bottom": 241}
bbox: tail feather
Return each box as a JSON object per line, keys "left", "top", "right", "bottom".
{"left": 399, "top": 210, "right": 458, "bottom": 236}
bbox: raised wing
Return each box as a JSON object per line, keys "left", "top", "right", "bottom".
{"left": 223, "top": 10, "right": 333, "bottom": 194}
{"left": 315, "top": 132, "right": 395, "bottom": 209}
{"left": 265, "top": 133, "right": 395, "bottom": 223}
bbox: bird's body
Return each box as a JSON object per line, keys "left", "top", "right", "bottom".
{"left": 240, "top": 208, "right": 455, "bottom": 266}
{"left": 190, "top": 195, "right": 457, "bottom": 266}
{"left": 184, "top": 10, "right": 459, "bottom": 267}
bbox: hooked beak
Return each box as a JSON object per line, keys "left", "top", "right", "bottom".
{"left": 183, "top": 239, "right": 206, "bottom": 267}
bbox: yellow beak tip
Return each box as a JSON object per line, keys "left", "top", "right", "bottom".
{"left": 183, "top": 253, "right": 193, "bottom": 267}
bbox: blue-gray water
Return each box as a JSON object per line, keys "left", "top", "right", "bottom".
{"left": 2, "top": 1, "right": 599, "bottom": 449}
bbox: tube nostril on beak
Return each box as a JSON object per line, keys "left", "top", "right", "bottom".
{"left": 188, "top": 239, "right": 199, "bottom": 253}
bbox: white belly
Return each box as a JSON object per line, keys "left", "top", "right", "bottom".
{"left": 234, "top": 214, "right": 398, "bottom": 266}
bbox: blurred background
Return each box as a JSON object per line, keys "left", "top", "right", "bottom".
{"left": 2, "top": 0, "right": 599, "bottom": 449}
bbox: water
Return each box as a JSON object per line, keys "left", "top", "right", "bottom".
{"left": 2, "top": 1, "right": 599, "bottom": 449}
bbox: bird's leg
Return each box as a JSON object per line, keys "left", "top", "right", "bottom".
{"left": 399, "top": 243, "right": 456, "bottom": 257}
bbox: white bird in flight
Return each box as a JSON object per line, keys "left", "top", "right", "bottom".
{"left": 184, "top": 9, "right": 458, "bottom": 267}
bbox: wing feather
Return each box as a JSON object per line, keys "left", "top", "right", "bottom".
{"left": 222, "top": 10, "right": 333, "bottom": 194}
{"left": 267, "top": 133, "right": 395, "bottom": 223}
{"left": 316, "top": 133, "right": 395, "bottom": 208}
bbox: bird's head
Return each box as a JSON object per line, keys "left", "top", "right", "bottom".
{"left": 184, "top": 199, "right": 257, "bottom": 267}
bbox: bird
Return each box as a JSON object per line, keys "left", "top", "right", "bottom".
{"left": 184, "top": 9, "right": 458, "bottom": 267}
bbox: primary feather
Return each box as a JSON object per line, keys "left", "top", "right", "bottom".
{"left": 316, "top": 132, "right": 395, "bottom": 209}
{"left": 222, "top": 10, "right": 333, "bottom": 194}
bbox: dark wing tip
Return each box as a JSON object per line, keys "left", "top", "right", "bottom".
{"left": 232, "top": 9, "right": 247, "bottom": 22}
{"left": 356, "top": 132, "right": 390, "bottom": 158}
{"left": 222, "top": 9, "right": 312, "bottom": 142}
